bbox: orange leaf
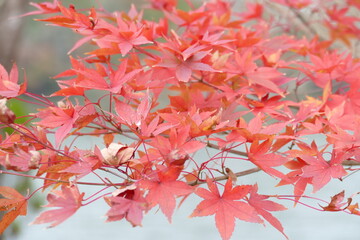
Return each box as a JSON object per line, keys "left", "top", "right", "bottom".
{"left": 0, "top": 186, "right": 27, "bottom": 234}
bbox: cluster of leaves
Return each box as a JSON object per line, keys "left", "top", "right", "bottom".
{"left": 1, "top": 0, "right": 360, "bottom": 239}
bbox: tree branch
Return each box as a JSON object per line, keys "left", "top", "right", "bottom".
{"left": 207, "top": 142, "right": 248, "bottom": 157}
{"left": 188, "top": 167, "right": 261, "bottom": 186}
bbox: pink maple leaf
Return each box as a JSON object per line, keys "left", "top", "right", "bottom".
{"left": 0, "top": 63, "right": 27, "bottom": 98}
{"left": 3, "top": 146, "right": 40, "bottom": 172}
{"left": 32, "top": 185, "right": 84, "bottom": 227}
{"left": 105, "top": 185, "right": 147, "bottom": 227}
{"left": 114, "top": 93, "right": 152, "bottom": 129}
{"left": 22, "top": 0, "right": 60, "bottom": 17}
{"left": 300, "top": 148, "right": 347, "bottom": 192}
{"left": 61, "top": 149, "right": 101, "bottom": 178}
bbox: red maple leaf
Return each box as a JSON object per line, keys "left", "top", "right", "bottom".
{"left": 227, "top": 51, "right": 287, "bottom": 96}
{"left": 156, "top": 34, "right": 217, "bottom": 82}
{"left": 278, "top": 157, "right": 311, "bottom": 203}
{"left": 248, "top": 139, "right": 289, "bottom": 179}
{"left": 148, "top": 126, "right": 206, "bottom": 165}
{"left": 32, "top": 185, "right": 84, "bottom": 227}
{"left": 191, "top": 178, "right": 262, "bottom": 240}
{"left": 95, "top": 14, "right": 152, "bottom": 56}
{"left": 138, "top": 169, "right": 193, "bottom": 222}
{"left": 33, "top": 3, "right": 100, "bottom": 53}
{"left": 36, "top": 105, "right": 78, "bottom": 148}
{"left": 0, "top": 186, "right": 28, "bottom": 234}
{"left": 247, "top": 184, "right": 288, "bottom": 238}
{"left": 74, "top": 59, "right": 141, "bottom": 93}
{"left": 36, "top": 100, "right": 96, "bottom": 147}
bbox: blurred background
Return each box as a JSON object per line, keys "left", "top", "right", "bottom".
{"left": 0, "top": 0, "right": 359, "bottom": 239}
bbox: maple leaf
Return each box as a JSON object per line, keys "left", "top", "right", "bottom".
{"left": 246, "top": 67, "right": 287, "bottom": 97}
{"left": 139, "top": 115, "right": 174, "bottom": 138}
{"left": 150, "top": 0, "right": 177, "bottom": 11}
{"left": 157, "top": 36, "right": 217, "bottom": 82}
{"left": 348, "top": 203, "right": 360, "bottom": 215}
{"left": 4, "top": 146, "right": 40, "bottom": 172}
{"left": 138, "top": 169, "right": 193, "bottom": 222}
{"left": 227, "top": 51, "right": 287, "bottom": 96}
{"left": 247, "top": 185, "right": 288, "bottom": 239}
{"left": 32, "top": 185, "right": 84, "bottom": 227}
{"left": 105, "top": 185, "right": 147, "bottom": 227}
{"left": 74, "top": 59, "right": 141, "bottom": 93}
{"left": 325, "top": 6, "right": 359, "bottom": 46}
{"left": 238, "top": 3, "right": 263, "bottom": 20}
{"left": 114, "top": 93, "right": 152, "bottom": 129}
{"left": 22, "top": 0, "right": 60, "bottom": 17}
{"left": 298, "top": 146, "right": 347, "bottom": 192}
{"left": 348, "top": 0, "right": 360, "bottom": 9}
{"left": 34, "top": 3, "right": 100, "bottom": 53}
{"left": 60, "top": 149, "right": 101, "bottom": 178}
{"left": 203, "top": 0, "right": 232, "bottom": 19}
{"left": 219, "top": 113, "right": 287, "bottom": 148}
{"left": 95, "top": 14, "right": 152, "bottom": 56}
{"left": 0, "top": 186, "right": 27, "bottom": 234}
{"left": 191, "top": 178, "right": 262, "bottom": 240}
{"left": 36, "top": 100, "right": 96, "bottom": 147}
{"left": 248, "top": 139, "right": 289, "bottom": 179}
{"left": 298, "top": 51, "right": 345, "bottom": 88}
{"left": 165, "top": 8, "right": 208, "bottom": 27}
{"left": 0, "top": 63, "right": 27, "bottom": 98}
{"left": 278, "top": 157, "right": 311, "bottom": 203}
{"left": 36, "top": 105, "right": 78, "bottom": 148}
{"left": 35, "top": 150, "right": 76, "bottom": 189}
{"left": 148, "top": 126, "right": 206, "bottom": 165}
{"left": 321, "top": 191, "right": 350, "bottom": 212}
{"left": 36, "top": 3, "right": 97, "bottom": 30}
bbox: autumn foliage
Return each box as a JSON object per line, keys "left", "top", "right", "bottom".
{"left": 1, "top": 0, "right": 360, "bottom": 239}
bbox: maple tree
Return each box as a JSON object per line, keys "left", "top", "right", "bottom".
{"left": 1, "top": 0, "right": 360, "bottom": 239}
